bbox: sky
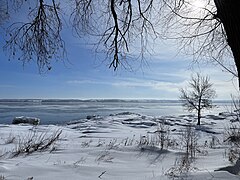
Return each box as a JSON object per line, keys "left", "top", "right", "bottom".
{"left": 0, "top": 1, "right": 238, "bottom": 100}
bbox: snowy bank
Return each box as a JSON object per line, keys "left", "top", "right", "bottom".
{"left": 0, "top": 112, "right": 239, "bottom": 179}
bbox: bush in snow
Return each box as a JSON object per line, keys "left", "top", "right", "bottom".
{"left": 224, "top": 123, "right": 240, "bottom": 163}
{"left": 166, "top": 125, "right": 199, "bottom": 177}
{"left": 12, "top": 129, "right": 62, "bottom": 157}
{"left": 138, "top": 122, "right": 171, "bottom": 151}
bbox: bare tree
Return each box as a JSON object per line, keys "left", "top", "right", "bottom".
{"left": 214, "top": 0, "right": 240, "bottom": 79}
{"left": 160, "top": 1, "right": 238, "bottom": 77}
{"left": 180, "top": 73, "right": 216, "bottom": 125}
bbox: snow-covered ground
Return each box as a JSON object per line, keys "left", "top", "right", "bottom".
{"left": 0, "top": 112, "right": 240, "bottom": 180}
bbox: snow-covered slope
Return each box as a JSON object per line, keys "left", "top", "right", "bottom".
{"left": 0, "top": 112, "right": 239, "bottom": 180}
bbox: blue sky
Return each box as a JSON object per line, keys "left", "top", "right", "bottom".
{"left": 0, "top": 35, "right": 237, "bottom": 100}
{"left": 0, "top": 2, "right": 238, "bottom": 100}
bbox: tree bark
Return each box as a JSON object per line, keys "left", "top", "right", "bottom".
{"left": 197, "top": 96, "right": 202, "bottom": 125}
{"left": 197, "top": 109, "right": 201, "bottom": 125}
{"left": 214, "top": 0, "right": 240, "bottom": 88}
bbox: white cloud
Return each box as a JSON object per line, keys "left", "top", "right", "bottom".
{"left": 66, "top": 63, "right": 238, "bottom": 100}
{"left": 112, "top": 77, "right": 186, "bottom": 93}
{"left": 67, "top": 79, "right": 111, "bottom": 85}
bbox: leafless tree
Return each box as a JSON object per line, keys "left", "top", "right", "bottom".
{"left": 161, "top": 1, "right": 240, "bottom": 77}
{"left": 180, "top": 73, "right": 216, "bottom": 125}
{"left": 1, "top": 0, "right": 240, "bottom": 82}
{"left": 214, "top": 0, "right": 240, "bottom": 79}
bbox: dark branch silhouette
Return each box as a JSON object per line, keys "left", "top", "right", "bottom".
{"left": 70, "top": 0, "right": 158, "bottom": 70}
{"left": 214, "top": 0, "right": 240, "bottom": 85}
{"left": 3, "top": 0, "right": 65, "bottom": 72}
{"left": 180, "top": 73, "right": 216, "bottom": 125}
{"left": 1, "top": 0, "right": 240, "bottom": 82}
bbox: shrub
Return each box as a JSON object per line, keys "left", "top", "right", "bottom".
{"left": 12, "top": 129, "right": 62, "bottom": 157}
{"left": 224, "top": 123, "right": 240, "bottom": 163}
{"left": 166, "top": 126, "right": 199, "bottom": 177}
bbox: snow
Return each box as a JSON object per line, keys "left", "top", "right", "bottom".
{"left": 0, "top": 112, "right": 240, "bottom": 179}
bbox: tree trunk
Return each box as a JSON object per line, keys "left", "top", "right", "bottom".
{"left": 197, "top": 109, "right": 201, "bottom": 125}
{"left": 214, "top": 0, "right": 240, "bottom": 88}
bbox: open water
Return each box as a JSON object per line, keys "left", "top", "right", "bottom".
{"left": 0, "top": 99, "right": 231, "bottom": 124}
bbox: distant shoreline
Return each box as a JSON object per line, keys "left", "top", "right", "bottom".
{"left": 0, "top": 98, "right": 232, "bottom": 103}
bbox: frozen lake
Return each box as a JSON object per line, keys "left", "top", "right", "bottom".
{"left": 0, "top": 99, "right": 232, "bottom": 124}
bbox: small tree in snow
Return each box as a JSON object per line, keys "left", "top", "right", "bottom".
{"left": 180, "top": 73, "right": 216, "bottom": 125}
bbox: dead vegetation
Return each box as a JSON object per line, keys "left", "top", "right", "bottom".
{"left": 12, "top": 130, "right": 62, "bottom": 157}
{"left": 166, "top": 125, "right": 199, "bottom": 178}
{"left": 3, "top": 129, "right": 63, "bottom": 158}
{"left": 224, "top": 123, "right": 240, "bottom": 163}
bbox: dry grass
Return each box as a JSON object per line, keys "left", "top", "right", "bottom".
{"left": 12, "top": 129, "right": 62, "bottom": 158}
